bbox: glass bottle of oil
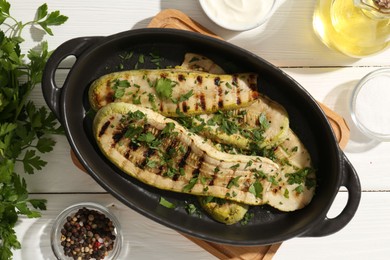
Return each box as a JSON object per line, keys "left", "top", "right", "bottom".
{"left": 313, "top": 0, "right": 390, "bottom": 57}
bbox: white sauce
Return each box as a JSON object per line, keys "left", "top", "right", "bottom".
{"left": 200, "top": 0, "right": 275, "bottom": 31}
{"left": 354, "top": 74, "right": 390, "bottom": 136}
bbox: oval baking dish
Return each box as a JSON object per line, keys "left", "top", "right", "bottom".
{"left": 42, "top": 28, "right": 361, "bottom": 246}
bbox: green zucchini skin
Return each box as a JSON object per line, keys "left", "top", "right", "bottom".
{"left": 93, "top": 102, "right": 279, "bottom": 206}
{"left": 88, "top": 69, "right": 259, "bottom": 116}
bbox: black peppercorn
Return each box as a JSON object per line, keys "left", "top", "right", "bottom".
{"left": 59, "top": 207, "right": 116, "bottom": 259}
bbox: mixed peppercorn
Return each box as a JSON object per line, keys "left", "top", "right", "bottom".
{"left": 60, "top": 207, "right": 117, "bottom": 259}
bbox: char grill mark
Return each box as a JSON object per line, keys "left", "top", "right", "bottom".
{"left": 112, "top": 128, "right": 127, "bottom": 146}
{"left": 129, "top": 140, "right": 140, "bottom": 151}
{"left": 236, "top": 86, "right": 242, "bottom": 105}
{"left": 165, "top": 138, "right": 181, "bottom": 181}
{"left": 208, "top": 171, "right": 218, "bottom": 187}
{"left": 232, "top": 75, "right": 238, "bottom": 87}
{"left": 178, "top": 147, "right": 192, "bottom": 169}
{"left": 199, "top": 93, "right": 206, "bottom": 111}
{"left": 196, "top": 75, "right": 203, "bottom": 84}
{"left": 195, "top": 94, "right": 200, "bottom": 111}
{"left": 242, "top": 179, "right": 251, "bottom": 192}
{"left": 182, "top": 101, "right": 188, "bottom": 113}
{"left": 178, "top": 74, "right": 185, "bottom": 82}
{"left": 249, "top": 74, "right": 258, "bottom": 91}
{"left": 217, "top": 85, "right": 223, "bottom": 108}
{"left": 99, "top": 121, "right": 111, "bottom": 137}
{"left": 153, "top": 135, "right": 179, "bottom": 176}
{"left": 139, "top": 147, "right": 157, "bottom": 168}
{"left": 191, "top": 155, "right": 203, "bottom": 180}
{"left": 159, "top": 101, "right": 164, "bottom": 113}
{"left": 108, "top": 92, "right": 115, "bottom": 103}
{"left": 231, "top": 75, "right": 242, "bottom": 105}
{"left": 214, "top": 77, "right": 221, "bottom": 86}
{"left": 122, "top": 124, "right": 157, "bottom": 160}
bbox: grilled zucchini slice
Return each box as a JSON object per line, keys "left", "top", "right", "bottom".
{"left": 89, "top": 69, "right": 259, "bottom": 116}
{"left": 198, "top": 197, "right": 248, "bottom": 225}
{"left": 93, "top": 102, "right": 280, "bottom": 206}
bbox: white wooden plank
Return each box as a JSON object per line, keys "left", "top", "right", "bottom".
{"left": 12, "top": 192, "right": 390, "bottom": 259}
{"left": 8, "top": 0, "right": 390, "bottom": 68}
{"left": 274, "top": 191, "right": 390, "bottom": 260}
{"left": 12, "top": 194, "right": 215, "bottom": 260}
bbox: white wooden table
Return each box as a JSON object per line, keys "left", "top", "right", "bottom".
{"left": 12, "top": 0, "right": 390, "bottom": 259}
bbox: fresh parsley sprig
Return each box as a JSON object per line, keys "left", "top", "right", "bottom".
{"left": 0, "top": 1, "right": 67, "bottom": 259}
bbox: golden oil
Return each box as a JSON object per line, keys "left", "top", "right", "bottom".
{"left": 313, "top": 0, "right": 390, "bottom": 57}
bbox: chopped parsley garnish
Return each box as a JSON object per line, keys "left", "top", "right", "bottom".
{"left": 149, "top": 51, "right": 164, "bottom": 69}
{"left": 183, "top": 176, "right": 198, "bottom": 193}
{"left": 249, "top": 181, "right": 263, "bottom": 198}
{"left": 159, "top": 197, "right": 176, "bottom": 209}
{"left": 145, "top": 159, "right": 158, "bottom": 168}
{"left": 229, "top": 164, "right": 240, "bottom": 170}
{"left": 155, "top": 77, "right": 176, "bottom": 99}
{"left": 111, "top": 79, "right": 131, "bottom": 99}
{"left": 137, "top": 132, "right": 156, "bottom": 143}
{"left": 171, "top": 89, "right": 194, "bottom": 104}
{"left": 147, "top": 93, "right": 157, "bottom": 110}
{"left": 119, "top": 51, "right": 134, "bottom": 60}
{"left": 283, "top": 189, "right": 290, "bottom": 198}
{"left": 227, "top": 176, "right": 241, "bottom": 189}
{"left": 240, "top": 212, "right": 254, "bottom": 225}
{"left": 259, "top": 113, "right": 270, "bottom": 130}
{"left": 185, "top": 203, "right": 201, "bottom": 216}
{"left": 285, "top": 167, "right": 316, "bottom": 190}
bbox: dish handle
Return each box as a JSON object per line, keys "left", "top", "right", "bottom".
{"left": 42, "top": 36, "right": 103, "bottom": 121}
{"left": 300, "top": 153, "right": 361, "bottom": 237}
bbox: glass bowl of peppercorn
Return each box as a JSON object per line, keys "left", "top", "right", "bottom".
{"left": 51, "top": 202, "right": 122, "bottom": 260}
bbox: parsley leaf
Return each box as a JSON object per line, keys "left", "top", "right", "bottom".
{"left": 155, "top": 77, "right": 176, "bottom": 99}
{"left": 259, "top": 113, "right": 270, "bottom": 130}
{"left": 171, "top": 89, "right": 193, "bottom": 104}
{"left": 227, "top": 176, "right": 241, "bottom": 189}
{"left": 0, "top": 2, "right": 67, "bottom": 258}
{"left": 183, "top": 177, "right": 198, "bottom": 193}
{"left": 36, "top": 4, "right": 68, "bottom": 35}
{"left": 21, "top": 150, "right": 47, "bottom": 174}
{"left": 159, "top": 197, "right": 176, "bottom": 209}
{"left": 249, "top": 181, "right": 263, "bottom": 199}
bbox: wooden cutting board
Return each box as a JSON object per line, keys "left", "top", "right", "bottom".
{"left": 70, "top": 9, "right": 350, "bottom": 260}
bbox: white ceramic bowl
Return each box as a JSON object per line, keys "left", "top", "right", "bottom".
{"left": 51, "top": 202, "right": 122, "bottom": 260}
{"left": 350, "top": 68, "right": 390, "bottom": 141}
{"left": 199, "top": 0, "right": 277, "bottom": 31}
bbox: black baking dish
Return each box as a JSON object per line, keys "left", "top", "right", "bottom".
{"left": 42, "top": 28, "right": 361, "bottom": 245}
